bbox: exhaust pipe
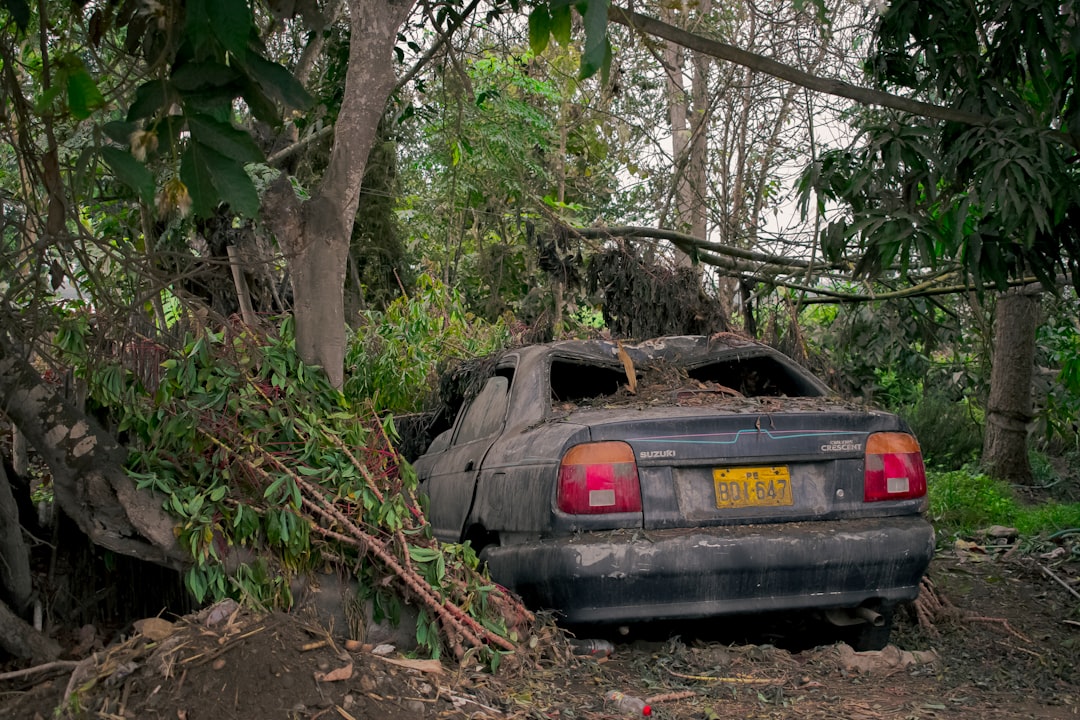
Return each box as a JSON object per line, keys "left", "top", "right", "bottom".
{"left": 825, "top": 607, "right": 884, "bottom": 627}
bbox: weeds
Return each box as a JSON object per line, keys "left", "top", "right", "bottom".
{"left": 928, "top": 467, "right": 1080, "bottom": 537}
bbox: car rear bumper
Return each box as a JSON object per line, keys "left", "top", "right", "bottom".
{"left": 481, "top": 516, "right": 934, "bottom": 624}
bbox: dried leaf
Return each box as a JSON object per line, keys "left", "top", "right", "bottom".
{"left": 314, "top": 662, "right": 353, "bottom": 682}
{"left": 134, "top": 618, "right": 176, "bottom": 642}
{"left": 616, "top": 340, "right": 637, "bottom": 394}
{"left": 373, "top": 656, "right": 445, "bottom": 675}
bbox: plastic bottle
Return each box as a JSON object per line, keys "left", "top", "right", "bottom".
{"left": 569, "top": 638, "right": 614, "bottom": 658}
{"left": 604, "top": 690, "right": 652, "bottom": 716}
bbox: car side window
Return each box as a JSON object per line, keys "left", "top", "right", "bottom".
{"left": 453, "top": 375, "right": 510, "bottom": 445}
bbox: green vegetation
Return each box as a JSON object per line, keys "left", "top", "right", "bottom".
{"left": 897, "top": 392, "right": 983, "bottom": 469}
{"left": 928, "top": 468, "right": 1080, "bottom": 538}
{"left": 343, "top": 273, "right": 510, "bottom": 413}
{"left": 57, "top": 297, "right": 520, "bottom": 664}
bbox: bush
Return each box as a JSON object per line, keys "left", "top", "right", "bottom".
{"left": 898, "top": 391, "right": 983, "bottom": 469}
{"left": 343, "top": 273, "right": 510, "bottom": 414}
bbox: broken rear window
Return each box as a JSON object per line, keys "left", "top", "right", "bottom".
{"left": 687, "top": 355, "right": 824, "bottom": 398}
{"left": 549, "top": 352, "right": 823, "bottom": 408}
{"left": 550, "top": 358, "right": 627, "bottom": 403}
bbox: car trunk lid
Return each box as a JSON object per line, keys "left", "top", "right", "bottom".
{"left": 563, "top": 400, "right": 920, "bottom": 529}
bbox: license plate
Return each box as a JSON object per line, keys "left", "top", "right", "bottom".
{"left": 713, "top": 466, "right": 793, "bottom": 509}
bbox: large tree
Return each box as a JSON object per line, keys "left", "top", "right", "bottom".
{"left": 802, "top": 0, "right": 1078, "bottom": 480}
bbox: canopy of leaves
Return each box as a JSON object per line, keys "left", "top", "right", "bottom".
{"left": 801, "top": 0, "right": 1080, "bottom": 291}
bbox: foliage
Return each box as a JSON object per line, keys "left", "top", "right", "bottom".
{"left": 1035, "top": 304, "right": 1080, "bottom": 450}
{"left": 343, "top": 274, "right": 511, "bottom": 414}
{"left": 57, "top": 313, "right": 525, "bottom": 663}
{"left": 398, "top": 20, "right": 619, "bottom": 322}
{"left": 928, "top": 468, "right": 1080, "bottom": 537}
{"left": 799, "top": 294, "right": 981, "bottom": 401}
{"left": 349, "top": 117, "right": 412, "bottom": 311}
{"left": 896, "top": 391, "right": 983, "bottom": 469}
{"left": 802, "top": 0, "right": 1080, "bottom": 292}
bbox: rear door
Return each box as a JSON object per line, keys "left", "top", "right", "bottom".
{"left": 417, "top": 373, "right": 512, "bottom": 541}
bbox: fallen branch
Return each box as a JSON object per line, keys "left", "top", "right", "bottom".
{"left": 965, "top": 616, "right": 1032, "bottom": 643}
{"left": 645, "top": 690, "right": 697, "bottom": 703}
{"left": 667, "top": 668, "right": 777, "bottom": 684}
{"left": 1037, "top": 562, "right": 1080, "bottom": 603}
{"left": 0, "top": 659, "right": 80, "bottom": 682}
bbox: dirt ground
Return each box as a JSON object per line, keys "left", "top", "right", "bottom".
{"left": 2, "top": 540, "right": 1078, "bottom": 720}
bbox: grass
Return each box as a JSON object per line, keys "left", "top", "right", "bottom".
{"left": 927, "top": 467, "right": 1080, "bottom": 537}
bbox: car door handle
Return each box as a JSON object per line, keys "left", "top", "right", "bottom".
{"left": 464, "top": 460, "right": 475, "bottom": 471}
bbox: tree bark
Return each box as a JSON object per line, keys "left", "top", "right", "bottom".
{"left": 0, "top": 337, "right": 186, "bottom": 569}
{"left": 265, "top": 0, "right": 415, "bottom": 388}
{"left": 0, "top": 458, "right": 33, "bottom": 615}
{"left": 982, "top": 289, "right": 1039, "bottom": 483}
{"left": 0, "top": 596, "right": 60, "bottom": 663}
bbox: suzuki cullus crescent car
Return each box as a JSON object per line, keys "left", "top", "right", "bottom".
{"left": 414, "top": 335, "right": 934, "bottom": 649}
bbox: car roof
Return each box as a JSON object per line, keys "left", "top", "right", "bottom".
{"left": 516, "top": 333, "right": 786, "bottom": 366}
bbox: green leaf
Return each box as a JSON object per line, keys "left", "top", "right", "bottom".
{"left": 579, "top": 0, "right": 610, "bottom": 79}
{"left": 208, "top": 0, "right": 253, "bottom": 57}
{"left": 34, "top": 84, "right": 63, "bottom": 114}
{"left": 184, "top": 0, "right": 212, "bottom": 53}
{"left": 187, "top": 114, "right": 264, "bottom": 163}
{"left": 101, "top": 146, "right": 156, "bottom": 204}
{"left": 2, "top": 0, "right": 30, "bottom": 31}
{"left": 180, "top": 142, "right": 218, "bottom": 217}
{"left": 239, "top": 77, "right": 283, "bottom": 126}
{"left": 102, "top": 120, "right": 138, "bottom": 145}
{"left": 264, "top": 475, "right": 284, "bottom": 499}
{"left": 67, "top": 66, "right": 105, "bottom": 119}
{"left": 408, "top": 546, "right": 441, "bottom": 563}
{"left": 187, "top": 568, "right": 208, "bottom": 603}
{"left": 240, "top": 53, "right": 312, "bottom": 111}
{"left": 127, "top": 80, "right": 170, "bottom": 121}
{"left": 551, "top": 4, "right": 572, "bottom": 45}
{"left": 528, "top": 6, "right": 551, "bottom": 55}
{"left": 171, "top": 61, "right": 241, "bottom": 92}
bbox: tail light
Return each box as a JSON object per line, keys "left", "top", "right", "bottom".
{"left": 864, "top": 432, "right": 927, "bottom": 502}
{"left": 557, "top": 441, "right": 642, "bottom": 514}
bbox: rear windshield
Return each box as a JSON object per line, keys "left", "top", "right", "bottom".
{"left": 687, "top": 356, "right": 824, "bottom": 398}
{"left": 549, "top": 353, "right": 822, "bottom": 407}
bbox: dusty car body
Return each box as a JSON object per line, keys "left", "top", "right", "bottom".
{"left": 414, "top": 335, "right": 934, "bottom": 648}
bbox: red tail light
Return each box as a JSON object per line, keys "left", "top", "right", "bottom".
{"left": 558, "top": 442, "right": 642, "bottom": 514}
{"left": 864, "top": 432, "right": 927, "bottom": 502}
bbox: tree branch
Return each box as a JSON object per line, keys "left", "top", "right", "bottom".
{"left": 606, "top": 4, "right": 1067, "bottom": 138}
{"left": 567, "top": 224, "right": 840, "bottom": 270}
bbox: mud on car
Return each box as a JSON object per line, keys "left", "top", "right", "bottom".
{"left": 414, "top": 335, "right": 934, "bottom": 649}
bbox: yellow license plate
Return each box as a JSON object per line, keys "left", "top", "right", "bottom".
{"left": 713, "top": 466, "right": 793, "bottom": 509}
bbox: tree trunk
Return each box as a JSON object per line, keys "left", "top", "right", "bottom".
{"left": 981, "top": 289, "right": 1039, "bottom": 483}
{"left": 0, "top": 458, "right": 33, "bottom": 615}
{"left": 265, "top": 0, "right": 415, "bottom": 388}
{"left": 0, "top": 596, "right": 60, "bottom": 662}
{"left": 0, "top": 336, "right": 186, "bottom": 569}
{"left": 661, "top": 2, "right": 693, "bottom": 269}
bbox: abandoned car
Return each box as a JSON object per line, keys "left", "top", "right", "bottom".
{"left": 414, "top": 335, "right": 933, "bottom": 649}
